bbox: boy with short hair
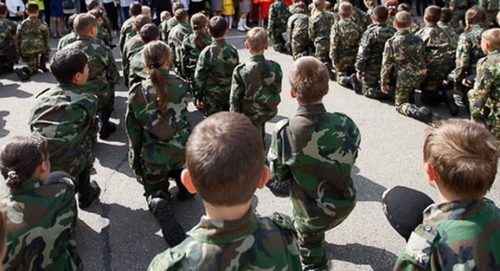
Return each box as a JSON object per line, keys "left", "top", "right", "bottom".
{"left": 64, "top": 13, "right": 120, "bottom": 140}
{"left": 268, "top": 0, "right": 291, "bottom": 51}
{"left": 89, "top": 9, "right": 112, "bottom": 48}
{"left": 147, "top": 112, "right": 302, "bottom": 270}
{"left": 468, "top": 28, "right": 500, "bottom": 141}
{"left": 381, "top": 11, "right": 438, "bottom": 124}
{"left": 161, "top": 2, "right": 184, "bottom": 42}
{"left": 287, "top": 3, "right": 310, "bottom": 60}
{"left": 267, "top": 56, "right": 361, "bottom": 270}
{"left": 355, "top": 5, "right": 395, "bottom": 98}
{"left": 119, "top": 1, "right": 142, "bottom": 53}
{"left": 128, "top": 23, "right": 159, "bottom": 86}
{"left": 167, "top": 8, "right": 192, "bottom": 77}
{"left": 230, "top": 27, "right": 282, "bottom": 143}
{"left": 14, "top": 1, "right": 50, "bottom": 81}
{"left": 122, "top": 14, "right": 152, "bottom": 86}
{"left": 158, "top": 10, "right": 171, "bottom": 41}
{"left": 194, "top": 16, "right": 239, "bottom": 116}
{"left": 330, "top": 1, "right": 362, "bottom": 89}
{"left": 308, "top": 0, "right": 336, "bottom": 78}
{"left": 29, "top": 48, "right": 101, "bottom": 209}
{"left": 0, "top": 3, "right": 18, "bottom": 75}
{"left": 389, "top": 119, "right": 500, "bottom": 270}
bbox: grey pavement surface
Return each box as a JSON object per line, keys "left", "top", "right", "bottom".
{"left": 1, "top": 31, "right": 499, "bottom": 271}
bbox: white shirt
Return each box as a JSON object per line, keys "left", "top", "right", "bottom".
{"left": 6, "top": 0, "right": 25, "bottom": 18}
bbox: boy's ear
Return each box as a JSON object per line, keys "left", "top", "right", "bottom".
{"left": 290, "top": 88, "right": 297, "bottom": 98}
{"left": 256, "top": 165, "right": 271, "bottom": 189}
{"left": 244, "top": 40, "right": 250, "bottom": 50}
{"left": 424, "top": 162, "right": 439, "bottom": 186}
{"left": 181, "top": 169, "right": 198, "bottom": 194}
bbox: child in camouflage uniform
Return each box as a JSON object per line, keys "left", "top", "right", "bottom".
{"left": 308, "top": 0, "right": 336, "bottom": 79}
{"left": 119, "top": 1, "right": 142, "bottom": 53}
{"left": 0, "top": 3, "right": 18, "bottom": 75}
{"left": 194, "top": 16, "right": 239, "bottom": 116}
{"left": 268, "top": 0, "right": 291, "bottom": 52}
{"left": 89, "top": 9, "right": 112, "bottom": 49}
{"left": 29, "top": 48, "right": 101, "bottom": 209}
{"left": 157, "top": 10, "right": 171, "bottom": 41}
{"left": 468, "top": 28, "right": 500, "bottom": 140}
{"left": 0, "top": 136, "right": 82, "bottom": 270}
{"left": 122, "top": 15, "right": 152, "bottom": 87}
{"left": 330, "top": 1, "right": 362, "bottom": 89}
{"left": 355, "top": 5, "right": 395, "bottom": 98}
{"left": 381, "top": 11, "right": 439, "bottom": 124}
{"left": 126, "top": 41, "right": 193, "bottom": 248}
{"left": 148, "top": 112, "right": 302, "bottom": 270}
{"left": 14, "top": 2, "right": 50, "bottom": 81}
{"left": 287, "top": 3, "right": 311, "bottom": 60}
{"left": 267, "top": 56, "right": 361, "bottom": 270}
{"left": 385, "top": 119, "right": 500, "bottom": 270}
{"left": 57, "top": 13, "right": 77, "bottom": 50}
{"left": 167, "top": 8, "right": 192, "bottom": 78}
{"left": 230, "top": 27, "right": 283, "bottom": 145}
{"left": 127, "top": 23, "right": 159, "bottom": 86}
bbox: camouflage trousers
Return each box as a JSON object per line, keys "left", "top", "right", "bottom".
{"left": 204, "top": 91, "right": 230, "bottom": 116}
{"left": 21, "top": 54, "right": 42, "bottom": 75}
{"left": 335, "top": 61, "right": 356, "bottom": 87}
{"left": 362, "top": 67, "right": 387, "bottom": 99}
{"left": 291, "top": 42, "right": 310, "bottom": 60}
{"left": 486, "top": 110, "right": 500, "bottom": 142}
{"left": 0, "top": 55, "right": 15, "bottom": 74}
{"left": 270, "top": 30, "right": 286, "bottom": 51}
{"left": 297, "top": 231, "right": 328, "bottom": 270}
{"left": 139, "top": 166, "right": 184, "bottom": 200}
{"left": 314, "top": 41, "right": 330, "bottom": 63}
{"left": 393, "top": 71, "right": 426, "bottom": 117}
{"left": 450, "top": 8, "right": 467, "bottom": 32}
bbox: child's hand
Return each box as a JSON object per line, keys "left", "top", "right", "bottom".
{"left": 381, "top": 85, "right": 390, "bottom": 94}
{"left": 356, "top": 72, "right": 362, "bottom": 82}
{"left": 135, "top": 175, "right": 144, "bottom": 185}
{"left": 196, "top": 101, "right": 204, "bottom": 109}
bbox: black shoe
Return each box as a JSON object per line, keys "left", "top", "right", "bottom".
{"left": 323, "top": 62, "right": 336, "bottom": 81}
{"left": 14, "top": 68, "right": 30, "bottom": 81}
{"left": 266, "top": 178, "right": 290, "bottom": 198}
{"left": 439, "top": 90, "right": 459, "bottom": 116}
{"left": 78, "top": 180, "right": 101, "bottom": 208}
{"left": 39, "top": 55, "right": 49, "bottom": 72}
{"left": 350, "top": 74, "right": 362, "bottom": 94}
{"left": 99, "top": 122, "right": 116, "bottom": 139}
{"left": 149, "top": 197, "right": 186, "bottom": 247}
{"left": 417, "top": 106, "right": 441, "bottom": 125}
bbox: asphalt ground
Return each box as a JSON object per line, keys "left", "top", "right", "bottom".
{"left": 0, "top": 30, "right": 499, "bottom": 270}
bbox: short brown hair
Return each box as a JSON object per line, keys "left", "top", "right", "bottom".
{"left": 174, "top": 8, "right": 188, "bottom": 22}
{"left": 313, "top": 0, "right": 325, "bottom": 12}
{"left": 160, "top": 10, "right": 171, "bottom": 22}
{"left": 423, "top": 119, "right": 498, "bottom": 199}
{"left": 373, "top": 5, "right": 388, "bottom": 22}
{"left": 208, "top": 16, "right": 228, "bottom": 38}
{"left": 74, "top": 13, "right": 97, "bottom": 35}
{"left": 440, "top": 7, "right": 452, "bottom": 23}
{"left": 129, "top": 1, "right": 142, "bottom": 16}
{"left": 88, "top": 8, "right": 103, "bottom": 20}
{"left": 132, "top": 14, "right": 152, "bottom": 32}
{"left": 394, "top": 11, "right": 412, "bottom": 29}
{"left": 338, "top": 1, "right": 353, "bottom": 17}
{"left": 246, "top": 27, "right": 267, "bottom": 52}
{"left": 482, "top": 28, "right": 500, "bottom": 51}
{"left": 186, "top": 112, "right": 264, "bottom": 206}
{"left": 26, "top": 2, "right": 39, "bottom": 14}
{"left": 424, "top": 5, "right": 441, "bottom": 23}
{"left": 289, "top": 56, "right": 329, "bottom": 104}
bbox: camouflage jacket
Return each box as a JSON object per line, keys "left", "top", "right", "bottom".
{"left": 415, "top": 23, "right": 455, "bottom": 67}
{"left": 352, "top": 6, "right": 371, "bottom": 32}
{"left": 454, "top": 24, "right": 486, "bottom": 84}
{"left": 119, "top": 16, "right": 136, "bottom": 53}
{"left": 158, "top": 20, "right": 168, "bottom": 42}
{"left": 437, "top": 22, "right": 458, "bottom": 49}
{"left": 168, "top": 22, "right": 193, "bottom": 75}
{"left": 330, "top": 18, "right": 362, "bottom": 65}
{"left": 126, "top": 69, "right": 191, "bottom": 175}
{"left": 393, "top": 199, "right": 500, "bottom": 270}
{"left": 193, "top": 39, "right": 239, "bottom": 101}
{"left": 29, "top": 83, "right": 98, "bottom": 177}
{"left": 381, "top": 30, "right": 427, "bottom": 86}
{"left": 268, "top": 0, "right": 291, "bottom": 35}
{"left": 58, "top": 31, "right": 77, "bottom": 50}
{"left": 16, "top": 16, "right": 50, "bottom": 56}
{"left": 128, "top": 49, "right": 148, "bottom": 87}
{"left": 308, "top": 11, "right": 336, "bottom": 58}
{"left": 355, "top": 22, "right": 396, "bottom": 73}
{"left": 64, "top": 35, "right": 119, "bottom": 110}
{"left": 97, "top": 24, "right": 112, "bottom": 48}
{"left": 449, "top": 0, "right": 472, "bottom": 8}
{"left": 122, "top": 35, "right": 145, "bottom": 87}
{"left": 0, "top": 17, "right": 17, "bottom": 57}
{"left": 161, "top": 18, "right": 179, "bottom": 42}
{"left": 268, "top": 104, "right": 361, "bottom": 234}
{"left": 287, "top": 13, "right": 310, "bottom": 59}
{"left": 479, "top": 0, "right": 499, "bottom": 11}
{"left": 230, "top": 54, "right": 283, "bottom": 127}
{"left": 180, "top": 32, "right": 212, "bottom": 83}
{"left": 468, "top": 50, "right": 500, "bottom": 132}
{"left": 1, "top": 173, "right": 82, "bottom": 271}
{"left": 147, "top": 209, "right": 302, "bottom": 271}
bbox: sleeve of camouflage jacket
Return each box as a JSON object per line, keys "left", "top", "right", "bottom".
{"left": 381, "top": 40, "right": 394, "bottom": 86}
{"left": 267, "top": 119, "right": 292, "bottom": 183}
{"left": 126, "top": 84, "right": 145, "bottom": 175}
{"left": 194, "top": 49, "right": 209, "bottom": 100}
{"left": 308, "top": 18, "right": 315, "bottom": 43}
{"left": 468, "top": 58, "right": 492, "bottom": 122}
{"left": 229, "top": 64, "right": 245, "bottom": 113}
{"left": 454, "top": 33, "right": 472, "bottom": 83}
{"left": 268, "top": 4, "right": 276, "bottom": 36}
{"left": 355, "top": 30, "right": 371, "bottom": 73}
{"left": 106, "top": 47, "right": 120, "bottom": 86}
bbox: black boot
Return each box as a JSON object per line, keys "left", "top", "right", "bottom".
{"left": 98, "top": 109, "right": 116, "bottom": 139}
{"left": 350, "top": 74, "right": 362, "bottom": 94}
{"left": 149, "top": 196, "right": 186, "bottom": 247}
{"left": 407, "top": 106, "right": 439, "bottom": 125}
{"left": 323, "top": 62, "right": 336, "bottom": 81}
{"left": 439, "top": 90, "right": 459, "bottom": 116}
{"left": 14, "top": 67, "right": 31, "bottom": 81}
{"left": 39, "top": 55, "right": 49, "bottom": 72}
{"left": 77, "top": 169, "right": 101, "bottom": 209}
{"left": 171, "top": 169, "right": 195, "bottom": 201}
{"left": 266, "top": 178, "right": 291, "bottom": 197}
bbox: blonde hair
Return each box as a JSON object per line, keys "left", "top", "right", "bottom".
{"left": 482, "top": 28, "right": 500, "bottom": 51}
{"left": 246, "top": 27, "right": 268, "bottom": 52}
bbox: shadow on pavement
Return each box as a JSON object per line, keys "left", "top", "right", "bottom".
{"left": 326, "top": 242, "right": 398, "bottom": 271}
{"left": 0, "top": 82, "right": 33, "bottom": 99}
{"left": 352, "top": 166, "right": 387, "bottom": 203}
{"left": 0, "top": 111, "right": 10, "bottom": 138}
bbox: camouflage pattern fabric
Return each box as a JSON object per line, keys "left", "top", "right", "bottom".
{"left": 1, "top": 173, "right": 82, "bottom": 271}
{"left": 449, "top": 0, "right": 471, "bottom": 31}
{"left": 180, "top": 32, "right": 212, "bottom": 85}
{"left": 393, "top": 199, "right": 500, "bottom": 270}
{"left": 479, "top": 0, "right": 499, "bottom": 27}
{"left": 128, "top": 49, "right": 148, "bottom": 87}
{"left": 229, "top": 54, "right": 283, "bottom": 135}
{"left": 147, "top": 210, "right": 302, "bottom": 271}
{"left": 268, "top": 104, "right": 361, "bottom": 270}
{"left": 158, "top": 20, "right": 168, "bottom": 41}
{"left": 438, "top": 22, "right": 458, "bottom": 49}
{"left": 330, "top": 18, "right": 362, "bottom": 85}
{"left": 126, "top": 69, "right": 191, "bottom": 185}
{"left": 287, "top": 13, "right": 310, "bottom": 60}
{"left": 194, "top": 39, "right": 239, "bottom": 116}
{"left": 454, "top": 24, "right": 486, "bottom": 87}
{"left": 381, "top": 30, "right": 427, "bottom": 116}
{"left": 64, "top": 35, "right": 119, "bottom": 111}
{"left": 355, "top": 22, "right": 395, "bottom": 97}
{"left": 58, "top": 31, "right": 77, "bottom": 50}
{"left": 308, "top": 11, "right": 336, "bottom": 62}
{"left": 0, "top": 17, "right": 18, "bottom": 61}
{"left": 168, "top": 22, "right": 193, "bottom": 77}
{"left": 16, "top": 16, "right": 50, "bottom": 74}
{"left": 352, "top": 6, "right": 371, "bottom": 32}
{"left": 468, "top": 50, "right": 500, "bottom": 140}
{"left": 29, "top": 83, "right": 98, "bottom": 177}
{"left": 415, "top": 23, "right": 455, "bottom": 93}
{"left": 119, "top": 16, "right": 136, "bottom": 53}
{"left": 102, "top": 15, "right": 114, "bottom": 37}
{"left": 268, "top": 0, "right": 291, "bottom": 51}
{"left": 122, "top": 34, "right": 145, "bottom": 87}
{"left": 161, "top": 18, "right": 179, "bottom": 42}
{"left": 97, "top": 24, "right": 112, "bottom": 48}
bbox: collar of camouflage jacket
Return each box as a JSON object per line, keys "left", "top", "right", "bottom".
{"left": 422, "top": 199, "right": 487, "bottom": 228}
{"left": 11, "top": 178, "right": 43, "bottom": 195}
{"left": 296, "top": 103, "right": 326, "bottom": 116}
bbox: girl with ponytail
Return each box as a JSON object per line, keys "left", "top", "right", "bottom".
{"left": 126, "top": 40, "right": 193, "bottom": 247}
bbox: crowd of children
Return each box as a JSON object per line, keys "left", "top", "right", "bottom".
{"left": 1, "top": 0, "right": 500, "bottom": 270}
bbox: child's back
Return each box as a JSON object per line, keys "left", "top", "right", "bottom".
{"left": 308, "top": 9, "right": 336, "bottom": 62}
{"left": 268, "top": 0, "right": 291, "bottom": 51}
{"left": 287, "top": 4, "right": 310, "bottom": 60}
{"left": 0, "top": 12, "right": 17, "bottom": 74}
